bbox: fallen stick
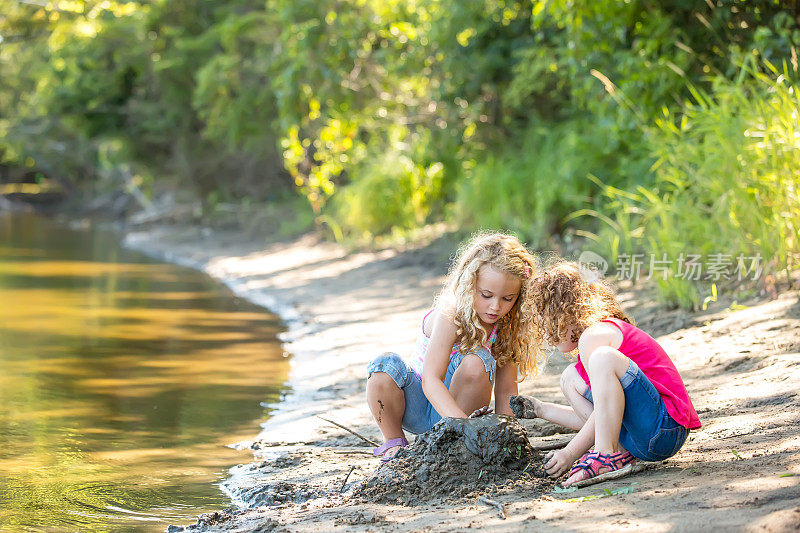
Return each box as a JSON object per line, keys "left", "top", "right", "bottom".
{"left": 316, "top": 416, "right": 380, "bottom": 448}
{"left": 528, "top": 435, "right": 574, "bottom": 451}
{"left": 478, "top": 496, "right": 507, "bottom": 520}
{"left": 567, "top": 462, "right": 648, "bottom": 489}
{"left": 333, "top": 450, "right": 373, "bottom": 455}
{"left": 340, "top": 465, "right": 356, "bottom": 493}
{"left": 252, "top": 445, "right": 375, "bottom": 455}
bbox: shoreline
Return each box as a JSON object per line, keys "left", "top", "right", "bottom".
{"left": 122, "top": 222, "right": 800, "bottom": 533}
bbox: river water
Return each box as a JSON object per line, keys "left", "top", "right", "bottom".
{"left": 0, "top": 213, "right": 290, "bottom": 531}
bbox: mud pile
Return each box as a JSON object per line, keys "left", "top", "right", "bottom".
{"left": 510, "top": 395, "right": 536, "bottom": 419}
{"left": 355, "top": 414, "right": 549, "bottom": 505}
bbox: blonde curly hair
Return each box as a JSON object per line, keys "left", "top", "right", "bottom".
{"left": 529, "top": 260, "right": 631, "bottom": 357}
{"left": 436, "top": 232, "right": 543, "bottom": 381}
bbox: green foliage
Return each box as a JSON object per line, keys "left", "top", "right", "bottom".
{"left": 265, "top": 0, "right": 438, "bottom": 211}
{"left": 0, "top": 0, "right": 287, "bottom": 201}
{"left": 192, "top": 12, "right": 278, "bottom": 149}
{"left": 589, "top": 59, "right": 800, "bottom": 308}
{"left": 425, "top": 0, "right": 537, "bottom": 126}
{"left": 332, "top": 127, "right": 446, "bottom": 239}
{"left": 42, "top": 7, "right": 147, "bottom": 136}
{"left": 454, "top": 121, "right": 595, "bottom": 247}
{"left": 1, "top": 0, "right": 799, "bottom": 310}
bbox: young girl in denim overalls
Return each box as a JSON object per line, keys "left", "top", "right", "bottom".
{"left": 366, "top": 232, "right": 544, "bottom": 461}
{"left": 515, "top": 261, "right": 701, "bottom": 485}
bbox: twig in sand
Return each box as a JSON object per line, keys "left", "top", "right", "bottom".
{"left": 340, "top": 465, "right": 356, "bottom": 493}
{"left": 333, "top": 450, "right": 373, "bottom": 455}
{"left": 568, "top": 462, "right": 648, "bottom": 489}
{"left": 316, "top": 416, "right": 380, "bottom": 448}
{"left": 478, "top": 496, "right": 507, "bottom": 520}
{"left": 528, "top": 434, "right": 574, "bottom": 451}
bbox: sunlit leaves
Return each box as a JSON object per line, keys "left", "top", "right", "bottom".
{"left": 281, "top": 118, "right": 363, "bottom": 213}
{"left": 1, "top": 0, "right": 798, "bottom": 249}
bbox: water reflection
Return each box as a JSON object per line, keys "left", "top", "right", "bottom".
{"left": 0, "top": 213, "right": 290, "bottom": 531}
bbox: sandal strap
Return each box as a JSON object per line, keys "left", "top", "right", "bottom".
{"left": 569, "top": 451, "right": 604, "bottom": 478}
{"left": 372, "top": 437, "right": 409, "bottom": 456}
{"left": 608, "top": 451, "right": 636, "bottom": 469}
{"left": 569, "top": 450, "right": 635, "bottom": 478}
{"left": 568, "top": 451, "right": 593, "bottom": 478}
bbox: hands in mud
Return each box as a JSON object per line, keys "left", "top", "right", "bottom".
{"left": 468, "top": 406, "right": 493, "bottom": 418}
{"left": 509, "top": 395, "right": 542, "bottom": 419}
{"left": 543, "top": 448, "right": 578, "bottom": 478}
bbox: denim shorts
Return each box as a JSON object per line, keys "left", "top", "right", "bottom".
{"left": 366, "top": 349, "right": 496, "bottom": 435}
{"left": 582, "top": 360, "right": 689, "bottom": 461}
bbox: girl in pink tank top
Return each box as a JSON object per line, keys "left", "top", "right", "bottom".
{"left": 513, "top": 261, "right": 700, "bottom": 486}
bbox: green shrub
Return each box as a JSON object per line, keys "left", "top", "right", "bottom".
{"left": 588, "top": 60, "right": 799, "bottom": 308}
{"left": 331, "top": 148, "right": 445, "bottom": 240}
{"left": 453, "top": 119, "right": 644, "bottom": 247}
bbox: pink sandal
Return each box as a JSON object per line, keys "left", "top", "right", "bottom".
{"left": 565, "top": 450, "right": 636, "bottom": 485}
{"left": 372, "top": 437, "right": 409, "bottom": 463}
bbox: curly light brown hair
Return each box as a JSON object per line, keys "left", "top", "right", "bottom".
{"left": 529, "top": 260, "right": 631, "bottom": 357}
{"left": 436, "top": 232, "right": 543, "bottom": 381}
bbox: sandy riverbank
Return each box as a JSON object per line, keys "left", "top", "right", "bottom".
{"left": 124, "top": 224, "right": 800, "bottom": 532}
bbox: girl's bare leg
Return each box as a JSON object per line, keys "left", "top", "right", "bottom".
{"left": 448, "top": 354, "right": 492, "bottom": 414}
{"left": 558, "top": 363, "right": 595, "bottom": 426}
{"left": 366, "top": 372, "right": 406, "bottom": 457}
{"left": 540, "top": 365, "right": 599, "bottom": 477}
{"left": 583, "top": 347, "right": 630, "bottom": 454}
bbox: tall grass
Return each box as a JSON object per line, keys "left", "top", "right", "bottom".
{"left": 588, "top": 62, "right": 799, "bottom": 308}
{"left": 331, "top": 147, "right": 446, "bottom": 241}
{"left": 453, "top": 121, "right": 616, "bottom": 248}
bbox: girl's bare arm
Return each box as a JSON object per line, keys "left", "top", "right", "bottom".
{"left": 493, "top": 363, "right": 518, "bottom": 415}
{"left": 421, "top": 309, "right": 468, "bottom": 418}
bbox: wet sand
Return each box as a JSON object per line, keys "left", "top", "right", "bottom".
{"left": 124, "top": 224, "right": 800, "bottom": 532}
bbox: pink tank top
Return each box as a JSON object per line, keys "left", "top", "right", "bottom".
{"left": 575, "top": 317, "right": 701, "bottom": 430}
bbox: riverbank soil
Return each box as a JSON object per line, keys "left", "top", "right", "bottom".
{"left": 354, "top": 415, "right": 551, "bottom": 505}
{"left": 124, "top": 225, "right": 800, "bottom": 533}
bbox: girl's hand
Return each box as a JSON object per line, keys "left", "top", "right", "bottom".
{"left": 509, "top": 395, "right": 541, "bottom": 419}
{"left": 544, "top": 448, "right": 577, "bottom": 478}
{"left": 468, "top": 406, "right": 493, "bottom": 418}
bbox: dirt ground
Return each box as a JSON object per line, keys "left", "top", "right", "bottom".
{"left": 125, "top": 225, "right": 800, "bottom": 533}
